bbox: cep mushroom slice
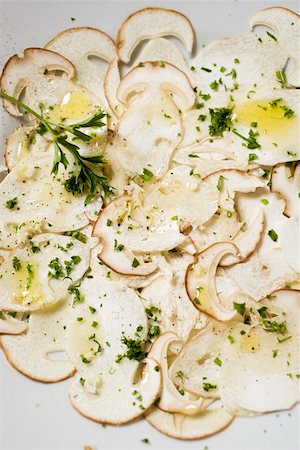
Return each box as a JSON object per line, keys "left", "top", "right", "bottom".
{"left": 0, "top": 312, "right": 27, "bottom": 335}
{"left": 134, "top": 38, "right": 188, "bottom": 74}
{"left": 66, "top": 278, "right": 161, "bottom": 424}
{"left": 92, "top": 196, "right": 157, "bottom": 276}
{"left": 219, "top": 289, "right": 300, "bottom": 415}
{"left": 4, "top": 125, "right": 48, "bottom": 172}
{"left": 220, "top": 207, "right": 265, "bottom": 266}
{"left": 145, "top": 403, "right": 234, "bottom": 440}
{"left": 45, "top": 27, "right": 116, "bottom": 112}
{"left": 0, "top": 151, "right": 104, "bottom": 249}
{"left": 0, "top": 48, "right": 75, "bottom": 116}
{"left": 116, "top": 7, "right": 194, "bottom": 63}
{"left": 272, "top": 163, "right": 300, "bottom": 218}
{"left": 104, "top": 58, "right": 124, "bottom": 118}
{"left": 148, "top": 332, "right": 204, "bottom": 415}
{"left": 249, "top": 7, "right": 300, "bottom": 86}
{"left": 117, "top": 61, "right": 195, "bottom": 111}
{"left": 0, "top": 233, "right": 90, "bottom": 312}
{"left": 204, "top": 169, "right": 265, "bottom": 212}
{"left": 0, "top": 300, "right": 75, "bottom": 382}
{"left": 186, "top": 242, "right": 238, "bottom": 321}
{"left": 225, "top": 248, "right": 299, "bottom": 301}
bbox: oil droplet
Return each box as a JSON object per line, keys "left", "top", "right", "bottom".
{"left": 235, "top": 98, "right": 297, "bottom": 137}
{"left": 240, "top": 332, "right": 260, "bottom": 353}
{"left": 8, "top": 261, "right": 44, "bottom": 306}
{"left": 46, "top": 89, "right": 96, "bottom": 123}
{"left": 16, "top": 139, "right": 30, "bottom": 161}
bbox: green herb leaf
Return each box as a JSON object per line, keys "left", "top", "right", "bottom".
{"left": 268, "top": 229, "right": 278, "bottom": 242}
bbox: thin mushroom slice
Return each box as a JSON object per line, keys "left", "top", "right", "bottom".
{"left": 133, "top": 38, "right": 188, "bottom": 74}
{"left": 186, "top": 242, "right": 238, "bottom": 321}
{"left": 104, "top": 57, "right": 124, "bottom": 118}
{"left": 204, "top": 169, "right": 265, "bottom": 212}
{"left": 92, "top": 196, "right": 158, "bottom": 276}
{"left": 220, "top": 207, "right": 265, "bottom": 266}
{"left": 66, "top": 278, "right": 161, "bottom": 425}
{"left": 0, "top": 299, "right": 75, "bottom": 382}
{"left": 249, "top": 7, "right": 300, "bottom": 86}
{"left": 45, "top": 27, "right": 116, "bottom": 110}
{"left": 116, "top": 7, "right": 194, "bottom": 63}
{"left": 141, "top": 253, "right": 202, "bottom": 350}
{"left": 0, "top": 233, "right": 90, "bottom": 312}
{"left": 190, "top": 35, "right": 288, "bottom": 89}
{"left": 0, "top": 48, "right": 75, "bottom": 116}
{"left": 145, "top": 403, "right": 234, "bottom": 440}
{"left": 0, "top": 312, "right": 27, "bottom": 335}
{"left": 148, "top": 332, "right": 204, "bottom": 415}
{"left": 225, "top": 248, "right": 299, "bottom": 301}
{"left": 117, "top": 61, "right": 195, "bottom": 111}
{"left": 4, "top": 125, "right": 47, "bottom": 172}
{"left": 0, "top": 151, "right": 103, "bottom": 249}
{"left": 271, "top": 163, "right": 300, "bottom": 218}
{"left": 219, "top": 289, "right": 300, "bottom": 415}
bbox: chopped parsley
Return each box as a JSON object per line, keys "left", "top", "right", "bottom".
{"left": 266, "top": 31, "right": 277, "bottom": 41}
{"left": 203, "top": 382, "right": 217, "bottom": 391}
{"left": 114, "top": 239, "right": 124, "bottom": 251}
{"left": 140, "top": 168, "right": 154, "bottom": 181}
{"left": 214, "top": 357, "right": 222, "bottom": 367}
{"left": 217, "top": 175, "right": 226, "bottom": 191}
{"left": 69, "top": 285, "right": 85, "bottom": 306}
{"left": 132, "top": 257, "right": 140, "bottom": 268}
{"left": 268, "top": 229, "right": 278, "bottom": 242}
{"left": 232, "top": 129, "right": 261, "bottom": 150}
{"left": 116, "top": 336, "right": 147, "bottom": 363}
{"left": 12, "top": 256, "right": 21, "bottom": 272}
{"left": 6, "top": 197, "right": 18, "bottom": 209}
{"left": 276, "top": 69, "right": 287, "bottom": 88}
{"left": 209, "top": 107, "right": 233, "bottom": 136}
{"left": 233, "top": 301, "right": 246, "bottom": 316}
{"left": 262, "top": 319, "right": 286, "bottom": 334}
{"left": 148, "top": 325, "right": 160, "bottom": 339}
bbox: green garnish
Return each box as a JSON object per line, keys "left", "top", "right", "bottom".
{"left": 140, "top": 168, "right": 154, "bottom": 181}
{"left": 6, "top": 197, "right": 18, "bottom": 209}
{"left": 208, "top": 107, "right": 233, "bottom": 136}
{"left": 203, "top": 382, "right": 217, "bottom": 392}
{"left": 12, "top": 256, "right": 21, "bottom": 272}
{"left": 268, "top": 229, "right": 278, "bottom": 242}
{"left": 148, "top": 325, "right": 160, "bottom": 339}
{"left": 69, "top": 285, "right": 85, "bottom": 306}
{"left": 132, "top": 257, "right": 140, "bottom": 268}
{"left": 260, "top": 199, "right": 269, "bottom": 205}
{"left": 233, "top": 301, "right": 246, "bottom": 316}
{"left": 214, "top": 357, "right": 222, "bottom": 367}
{"left": 262, "top": 319, "right": 286, "bottom": 334}
{"left": 266, "top": 31, "right": 277, "bottom": 41}
{"left": 217, "top": 175, "right": 226, "bottom": 191}
{"left": 232, "top": 129, "right": 261, "bottom": 150}
{"left": 276, "top": 69, "right": 287, "bottom": 88}
{"left": 116, "top": 336, "right": 147, "bottom": 363}
{"left": 258, "top": 306, "right": 268, "bottom": 318}
{"left": 0, "top": 91, "right": 112, "bottom": 205}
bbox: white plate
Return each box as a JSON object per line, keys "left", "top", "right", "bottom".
{"left": 0, "top": 1, "right": 299, "bottom": 449}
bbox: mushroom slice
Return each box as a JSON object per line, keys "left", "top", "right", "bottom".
{"left": 191, "top": 210, "right": 242, "bottom": 253}
{"left": 279, "top": 216, "right": 300, "bottom": 273}
{"left": 117, "top": 61, "right": 195, "bottom": 111}
{"left": 45, "top": 27, "right": 116, "bottom": 110}
{"left": 191, "top": 35, "right": 288, "bottom": 89}
{"left": 148, "top": 332, "right": 204, "bottom": 415}
{"left": 92, "top": 196, "right": 158, "bottom": 276}
{"left": 272, "top": 163, "right": 300, "bottom": 218}
{"left": 0, "top": 151, "right": 103, "bottom": 249}
{"left": 249, "top": 7, "right": 300, "bottom": 86}
{"left": 0, "top": 233, "right": 90, "bottom": 312}
{"left": 104, "top": 57, "right": 124, "bottom": 118}
{"left": 114, "top": 87, "right": 182, "bottom": 179}
{"left": 204, "top": 170, "right": 265, "bottom": 212}
{"left": 0, "top": 48, "right": 75, "bottom": 116}
{"left": 4, "top": 125, "right": 48, "bottom": 172}
{"left": 0, "top": 299, "right": 75, "bottom": 382}
{"left": 145, "top": 403, "right": 233, "bottom": 440}
{"left": 219, "top": 289, "right": 300, "bottom": 415}
{"left": 66, "top": 278, "right": 161, "bottom": 425}
{"left": 116, "top": 8, "right": 194, "bottom": 63}
{"left": 220, "top": 207, "right": 265, "bottom": 266}
{"left": 186, "top": 242, "right": 238, "bottom": 321}
{"left": 134, "top": 38, "right": 188, "bottom": 74}
{"left": 141, "top": 253, "right": 202, "bottom": 349}
{"left": 225, "top": 248, "right": 299, "bottom": 301}
{"left": 0, "top": 312, "right": 27, "bottom": 335}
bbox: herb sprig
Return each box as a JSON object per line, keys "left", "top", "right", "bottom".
{"left": 0, "top": 91, "right": 113, "bottom": 205}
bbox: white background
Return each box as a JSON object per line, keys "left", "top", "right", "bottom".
{"left": 0, "top": 1, "right": 299, "bottom": 449}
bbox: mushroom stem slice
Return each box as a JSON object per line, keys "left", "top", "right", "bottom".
{"left": 148, "top": 332, "right": 204, "bottom": 415}
{"left": 116, "top": 7, "right": 195, "bottom": 63}
{"left": 117, "top": 61, "right": 195, "bottom": 111}
{"left": 271, "top": 163, "right": 300, "bottom": 218}
{"left": 0, "top": 314, "right": 27, "bottom": 335}
{"left": 186, "top": 242, "right": 238, "bottom": 321}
